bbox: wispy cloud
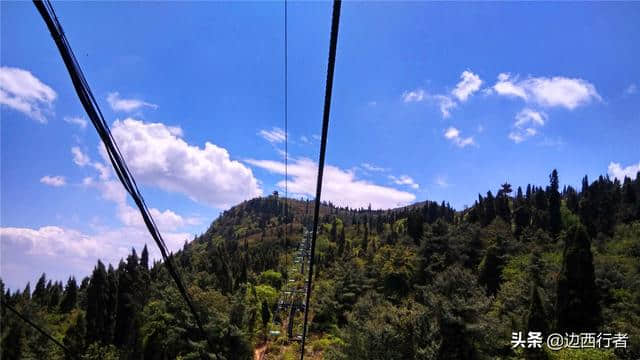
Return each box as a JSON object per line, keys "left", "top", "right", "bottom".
{"left": 258, "top": 127, "right": 286, "bottom": 144}
{"left": 492, "top": 73, "right": 601, "bottom": 109}
{"left": 63, "top": 116, "right": 88, "bottom": 129}
{"left": 361, "top": 163, "right": 388, "bottom": 172}
{"left": 246, "top": 157, "right": 416, "bottom": 209}
{"left": 402, "top": 89, "right": 425, "bottom": 103}
{"left": 625, "top": 83, "right": 637, "bottom": 95}
{"left": 71, "top": 146, "right": 91, "bottom": 166}
{"left": 509, "top": 108, "right": 547, "bottom": 143}
{"left": 106, "top": 92, "right": 158, "bottom": 112}
{"left": 40, "top": 175, "right": 66, "bottom": 187}
{"left": 608, "top": 161, "right": 640, "bottom": 181}
{"left": 0, "top": 66, "right": 57, "bottom": 123}
{"left": 444, "top": 127, "right": 475, "bottom": 148}
{"left": 452, "top": 70, "right": 483, "bottom": 102}
{"left": 435, "top": 175, "right": 450, "bottom": 188}
{"left": 389, "top": 175, "right": 419, "bottom": 189}
{"left": 402, "top": 70, "right": 482, "bottom": 119}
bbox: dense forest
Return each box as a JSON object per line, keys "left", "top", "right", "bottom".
{"left": 1, "top": 169, "right": 639, "bottom": 359}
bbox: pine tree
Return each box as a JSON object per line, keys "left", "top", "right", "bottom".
{"left": 483, "top": 191, "right": 496, "bottom": 226}
{"left": 60, "top": 277, "right": 78, "bottom": 313}
{"left": 106, "top": 265, "right": 119, "bottom": 343}
{"left": 86, "top": 260, "right": 109, "bottom": 344}
{"left": 513, "top": 186, "right": 530, "bottom": 237}
{"left": 338, "top": 226, "right": 346, "bottom": 256}
{"left": 548, "top": 169, "right": 562, "bottom": 236}
{"left": 495, "top": 183, "right": 512, "bottom": 223}
{"left": 140, "top": 244, "right": 149, "bottom": 271}
{"left": 555, "top": 224, "right": 600, "bottom": 332}
{"left": 261, "top": 300, "right": 270, "bottom": 333}
{"left": 478, "top": 236, "right": 506, "bottom": 296}
{"left": 361, "top": 224, "right": 369, "bottom": 252}
{"left": 565, "top": 185, "right": 579, "bottom": 213}
{"left": 525, "top": 286, "right": 548, "bottom": 360}
{"left": 33, "top": 273, "right": 47, "bottom": 306}
{"left": 63, "top": 312, "right": 86, "bottom": 360}
{"left": 115, "top": 251, "right": 141, "bottom": 351}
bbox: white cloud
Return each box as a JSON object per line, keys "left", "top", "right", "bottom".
{"left": 300, "top": 135, "right": 310, "bottom": 144}
{"left": 361, "top": 163, "right": 388, "bottom": 172}
{"left": 1, "top": 226, "right": 101, "bottom": 258}
{"left": 63, "top": 116, "right": 88, "bottom": 129}
{"left": 40, "top": 175, "right": 66, "bottom": 187}
{"left": 0, "top": 224, "right": 191, "bottom": 289}
{"left": 492, "top": 73, "right": 601, "bottom": 109}
{"left": 625, "top": 83, "right": 637, "bottom": 95}
{"left": 402, "top": 88, "right": 456, "bottom": 118}
{"left": 258, "top": 127, "right": 286, "bottom": 143}
{"left": 389, "top": 175, "right": 419, "bottom": 189}
{"left": 514, "top": 108, "right": 547, "bottom": 127}
{"left": 246, "top": 157, "right": 416, "bottom": 209}
{"left": 452, "top": 70, "right": 482, "bottom": 102}
{"left": 433, "top": 95, "right": 456, "bottom": 118}
{"left": 71, "top": 146, "right": 91, "bottom": 166}
{"left": 444, "top": 126, "right": 474, "bottom": 148}
{"left": 508, "top": 108, "right": 546, "bottom": 143}
{"left": 0, "top": 66, "right": 56, "bottom": 123}
{"left": 402, "top": 89, "right": 425, "bottom": 103}
{"left": 608, "top": 161, "right": 640, "bottom": 181}
{"left": 106, "top": 92, "right": 158, "bottom": 112}
{"left": 435, "top": 176, "right": 450, "bottom": 188}
{"left": 108, "top": 118, "right": 261, "bottom": 208}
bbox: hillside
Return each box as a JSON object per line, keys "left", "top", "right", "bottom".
{"left": 2, "top": 169, "right": 640, "bottom": 359}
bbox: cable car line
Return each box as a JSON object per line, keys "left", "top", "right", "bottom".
{"left": 300, "top": 1, "right": 342, "bottom": 358}
{"left": 32, "top": 0, "right": 210, "bottom": 346}
{"left": 1, "top": 298, "right": 80, "bottom": 360}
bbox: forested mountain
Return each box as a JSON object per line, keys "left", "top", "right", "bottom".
{"left": 2, "top": 169, "right": 639, "bottom": 359}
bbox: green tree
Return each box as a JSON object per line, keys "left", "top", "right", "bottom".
{"left": 549, "top": 169, "right": 562, "bottom": 236}
{"left": 261, "top": 300, "right": 270, "bottom": 334}
{"left": 555, "top": 224, "right": 600, "bottom": 332}
{"left": 63, "top": 311, "right": 86, "bottom": 360}
{"left": 60, "top": 277, "right": 78, "bottom": 313}
{"left": 86, "top": 260, "right": 110, "bottom": 344}
{"left": 525, "top": 286, "right": 549, "bottom": 360}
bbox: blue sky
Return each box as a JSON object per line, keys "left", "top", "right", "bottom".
{"left": 1, "top": 1, "right": 639, "bottom": 290}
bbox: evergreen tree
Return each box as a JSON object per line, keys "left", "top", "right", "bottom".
{"left": 565, "top": 185, "right": 579, "bottom": 213}
{"left": 361, "top": 224, "right": 369, "bottom": 252}
{"left": 477, "top": 236, "right": 506, "bottom": 296}
{"left": 525, "top": 286, "right": 548, "bottom": 360}
{"left": 106, "top": 265, "right": 119, "bottom": 343}
{"left": 86, "top": 260, "right": 110, "bottom": 344}
{"left": 33, "top": 273, "right": 47, "bottom": 306}
{"left": 140, "top": 244, "right": 149, "bottom": 271}
{"left": 338, "top": 225, "right": 346, "bottom": 256}
{"left": 261, "top": 300, "right": 270, "bottom": 333}
{"left": 548, "top": 169, "right": 562, "bottom": 236}
{"left": 496, "top": 183, "right": 512, "bottom": 223}
{"left": 60, "top": 277, "right": 78, "bottom": 313}
{"left": 483, "top": 191, "right": 496, "bottom": 226}
{"left": 115, "top": 250, "right": 142, "bottom": 353}
{"left": 63, "top": 312, "right": 86, "bottom": 360}
{"left": 513, "top": 186, "right": 530, "bottom": 237}
{"left": 555, "top": 224, "right": 600, "bottom": 332}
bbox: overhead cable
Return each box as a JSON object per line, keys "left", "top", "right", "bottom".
{"left": 32, "top": 0, "right": 209, "bottom": 343}
{"left": 299, "top": 1, "right": 342, "bottom": 358}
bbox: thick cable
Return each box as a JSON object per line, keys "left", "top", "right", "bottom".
{"left": 1, "top": 298, "right": 80, "bottom": 359}
{"left": 299, "top": 1, "right": 342, "bottom": 358}
{"left": 32, "top": 0, "right": 209, "bottom": 343}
